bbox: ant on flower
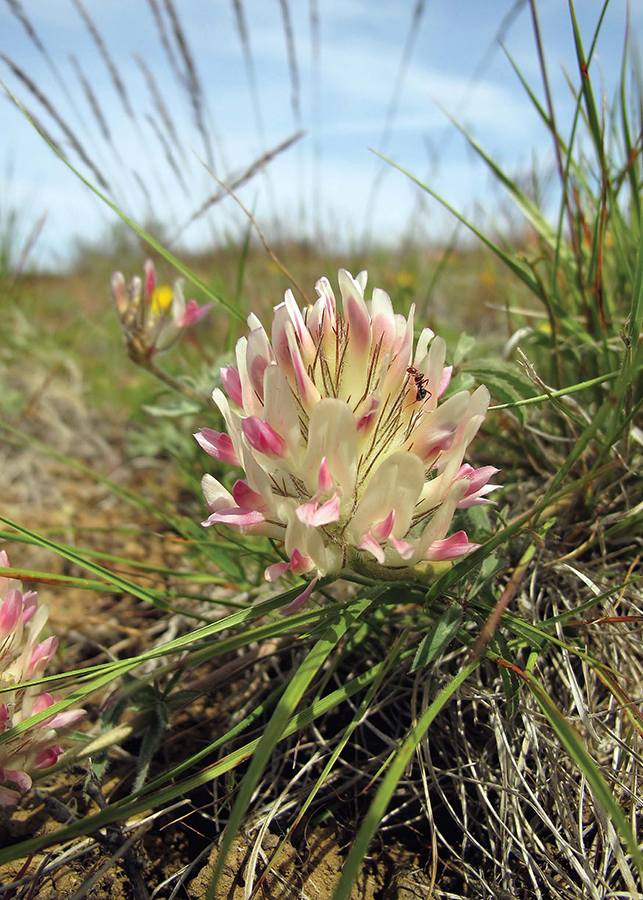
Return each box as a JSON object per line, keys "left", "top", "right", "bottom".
{"left": 406, "top": 366, "right": 431, "bottom": 402}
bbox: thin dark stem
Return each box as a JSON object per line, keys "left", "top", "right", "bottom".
{"left": 144, "top": 357, "right": 203, "bottom": 403}
{"left": 528, "top": 0, "right": 578, "bottom": 262}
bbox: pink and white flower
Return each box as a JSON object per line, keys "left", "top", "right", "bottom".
{"left": 111, "top": 259, "right": 211, "bottom": 359}
{"left": 0, "top": 551, "right": 84, "bottom": 807}
{"left": 196, "top": 270, "right": 495, "bottom": 591}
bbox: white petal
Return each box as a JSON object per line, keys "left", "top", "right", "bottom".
{"left": 304, "top": 399, "right": 358, "bottom": 496}
{"left": 350, "top": 451, "right": 424, "bottom": 541}
{"left": 468, "top": 384, "right": 490, "bottom": 418}
{"left": 413, "top": 327, "right": 434, "bottom": 366}
{"left": 355, "top": 270, "right": 368, "bottom": 292}
{"left": 170, "top": 279, "right": 185, "bottom": 324}
{"left": 235, "top": 336, "right": 259, "bottom": 416}
{"left": 284, "top": 513, "right": 339, "bottom": 575}
{"left": 338, "top": 268, "right": 370, "bottom": 356}
{"left": 271, "top": 303, "right": 293, "bottom": 372}
{"left": 263, "top": 364, "right": 302, "bottom": 454}
{"left": 240, "top": 445, "right": 275, "bottom": 507}
{"left": 408, "top": 390, "right": 471, "bottom": 460}
{"left": 421, "top": 335, "right": 447, "bottom": 410}
{"left": 285, "top": 320, "right": 321, "bottom": 408}
{"left": 370, "top": 288, "right": 396, "bottom": 355}
{"left": 284, "top": 289, "right": 316, "bottom": 361}
{"left": 201, "top": 474, "right": 234, "bottom": 511}
{"left": 246, "top": 322, "right": 272, "bottom": 400}
{"left": 379, "top": 308, "right": 414, "bottom": 402}
{"left": 409, "top": 479, "right": 469, "bottom": 564}
{"left": 212, "top": 388, "right": 244, "bottom": 460}
{"left": 436, "top": 414, "right": 485, "bottom": 476}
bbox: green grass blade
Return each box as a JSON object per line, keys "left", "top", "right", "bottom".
{"left": 411, "top": 603, "right": 463, "bottom": 671}
{"left": 568, "top": 1, "right": 606, "bottom": 172}
{"left": 442, "top": 108, "right": 564, "bottom": 253}
{"left": 502, "top": 44, "right": 565, "bottom": 151}
{"left": 524, "top": 670, "right": 642, "bottom": 871}
{"left": 488, "top": 369, "right": 623, "bottom": 410}
{"left": 251, "top": 632, "right": 407, "bottom": 892}
{"left": 333, "top": 658, "right": 480, "bottom": 899}
{"left": 619, "top": 30, "right": 641, "bottom": 224}
{"left": 0, "top": 515, "right": 188, "bottom": 613}
{"left": 373, "top": 150, "right": 544, "bottom": 299}
{"left": 206, "top": 595, "right": 373, "bottom": 897}
{"left": 0, "top": 565, "right": 128, "bottom": 594}
{"left": 1, "top": 82, "right": 245, "bottom": 322}
{"left": 0, "top": 644, "right": 401, "bottom": 865}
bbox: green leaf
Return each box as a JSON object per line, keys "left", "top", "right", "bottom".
{"left": 524, "top": 672, "right": 642, "bottom": 873}
{"left": 411, "top": 604, "right": 463, "bottom": 671}
{"left": 466, "top": 360, "right": 537, "bottom": 399}
{"left": 205, "top": 596, "right": 373, "bottom": 898}
{"left": 0, "top": 641, "right": 401, "bottom": 866}
{"left": 372, "top": 149, "right": 545, "bottom": 300}
{"left": 453, "top": 332, "right": 476, "bottom": 366}
{"left": 333, "top": 658, "right": 480, "bottom": 899}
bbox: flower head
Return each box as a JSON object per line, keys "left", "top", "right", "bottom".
{"left": 111, "top": 259, "right": 211, "bottom": 360}
{"left": 196, "top": 270, "right": 497, "bottom": 594}
{"left": 0, "top": 551, "right": 85, "bottom": 807}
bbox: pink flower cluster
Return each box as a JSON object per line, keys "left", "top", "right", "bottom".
{"left": 196, "top": 269, "right": 499, "bottom": 598}
{"left": 111, "top": 259, "right": 211, "bottom": 359}
{"left": 0, "top": 551, "right": 84, "bottom": 807}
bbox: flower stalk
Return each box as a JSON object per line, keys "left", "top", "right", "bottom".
{"left": 111, "top": 259, "right": 212, "bottom": 399}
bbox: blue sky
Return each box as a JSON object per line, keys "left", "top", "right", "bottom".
{"left": 0, "top": 0, "right": 638, "bottom": 267}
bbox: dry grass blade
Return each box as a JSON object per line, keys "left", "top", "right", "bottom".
{"left": 68, "top": 52, "right": 112, "bottom": 145}
{"left": 4, "top": 0, "right": 88, "bottom": 127}
{"left": 145, "top": 0, "right": 183, "bottom": 85}
{"left": 201, "top": 169, "right": 310, "bottom": 302}
{"left": 71, "top": 0, "right": 135, "bottom": 120}
{"left": 163, "top": 0, "right": 216, "bottom": 170}
{"left": 1, "top": 54, "right": 110, "bottom": 192}
{"left": 135, "top": 53, "right": 186, "bottom": 162}
{"left": 362, "top": 0, "right": 426, "bottom": 243}
{"left": 13, "top": 211, "right": 47, "bottom": 278}
{"left": 231, "top": 0, "right": 265, "bottom": 139}
{"left": 173, "top": 130, "right": 305, "bottom": 241}
{"left": 469, "top": 539, "right": 537, "bottom": 663}
{"left": 309, "top": 0, "right": 322, "bottom": 240}
{"left": 277, "top": 0, "right": 301, "bottom": 125}
{"left": 68, "top": 0, "right": 174, "bottom": 206}
{"left": 145, "top": 113, "right": 191, "bottom": 194}
{"left": 4, "top": 0, "right": 45, "bottom": 54}
{"left": 67, "top": 823, "right": 153, "bottom": 900}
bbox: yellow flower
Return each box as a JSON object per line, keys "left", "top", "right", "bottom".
{"left": 396, "top": 269, "right": 415, "bottom": 290}
{"left": 480, "top": 269, "right": 496, "bottom": 290}
{"left": 111, "top": 260, "right": 212, "bottom": 358}
{"left": 151, "top": 285, "right": 174, "bottom": 315}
